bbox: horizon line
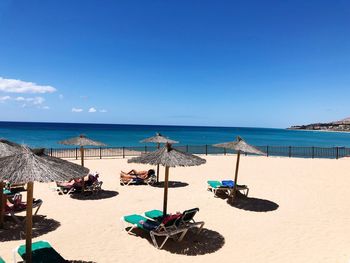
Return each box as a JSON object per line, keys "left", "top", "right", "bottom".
{"left": 0, "top": 120, "right": 284, "bottom": 130}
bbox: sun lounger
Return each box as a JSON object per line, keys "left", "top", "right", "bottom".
{"left": 207, "top": 180, "right": 249, "bottom": 197}
{"left": 5, "top": 194, "right": 43, "bottom": 223}
{"left": 8, "top": 183, "right": 26, "bottom": 191}
{"left": 85, "top": 181, "right": 103, "bottom": 194}
{"left": 14, "top": 240, "right": 65, "bottom": 263}
{"left": 55, "top": 182, "right": 76, "bottom": 195}
{"left": 145, "top": 208, "right": 205, "bottom": 233}
{"left": 120, "top": 173, "right": 157, "bottom": 186}
{"left": 121, "top": 213, "right": 189, "bottom": 249}
{"left": 0, "top": 256, "right": 5, "bottom": 263}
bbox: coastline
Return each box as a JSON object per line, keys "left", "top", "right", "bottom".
{"left": 287, "top": 128, "right": 350, "bottom": 134}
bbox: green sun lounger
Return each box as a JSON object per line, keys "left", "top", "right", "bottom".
{"left": 207, "top": 180, "right": 249, "bottom": 197}
{"left": 145, "top": 208, "right": 205, "bottom": 232}
{"left": 121, "top": 212, "right": 189, "bottom": 249}
{"left": 207, "top": 180, "right": 232, "bottom": 196}
{"left": 14, "top": 240, "right": 65, "bottom": 263}
{"left": 0, "top": 256, "right": 5, "bottom": 263}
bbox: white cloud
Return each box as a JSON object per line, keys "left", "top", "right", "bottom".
{"left": 99, "top": 109, "right": 107, "bottom": 113}
{"left": 0, "top": 77, "right": 56, "bottom": 94}
{"left": 88, "top": 107, "right": 97, "bottom": 113}
{"left": 58, "top": 94, "right": 64, "bottom": 99}
{"left": 0, "top": 96, "right": 11, "bottom": 102}
{"left": 41, "top": 106, "right": 50, "bottom": 110}
{"left": 15, "top": 96, "right": 45, "bottom": 105}
{"left": 72, "top": 107, "right": 83, "bottom": 112}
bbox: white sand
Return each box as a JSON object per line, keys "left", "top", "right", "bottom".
{"left": 1, "top": 155, "right": 350, "bottom": 263}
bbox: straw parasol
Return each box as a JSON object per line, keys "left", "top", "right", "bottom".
{"left": 214, "top": 136, "right": 265, "bottom": 200}
{"left": 128, "top": 143, "right": 205, "bottom": 216}
{"left": 0, "top": 146, "right": 89, "bottom": 263}
{"left": 140, "top": 133, "right": 179, "bottom": 182}
{"left": 58, "top": 134, "right": 106, "bottom": 167}
{"left": 0, "top": 139, "right": 24, "bottom": 228}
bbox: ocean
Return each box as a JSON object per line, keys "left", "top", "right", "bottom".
{"left": 0, "top": 121, "right": 350, "bottom": 148}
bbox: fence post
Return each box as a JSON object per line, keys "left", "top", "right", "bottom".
{"left": 145, "top": 146, "right": 147, "bottom": 153}
{"left": 205, "top": 145, "right": 208, "bottom": 155}
{"left": 50, "top": 148, "right": 53, "bottom": 157}
{"left": 224, "top": 147, "right": 226, "bottom": 155}
{"left": 75, "top": 148, "right": 78, "bottom": 159}
{"left": 99, "top": 147, "right": 102, "bottom": 159}
{"left": 336, "top": 147, "right": 339, "bottom": 159}
{"left": 186, "top": 145, "right": 189, "bottom": 153}
{"left": 289, "top": 146, "right": 292, "bottom": 158}
{"left": 312, "top": 146, "right": 315, "bottom": 159}
{"left": 122, "top": 147, "right": 125, "bottom": 158}
{"left": 266, "top": 146, "right": 269, "bottom": 157}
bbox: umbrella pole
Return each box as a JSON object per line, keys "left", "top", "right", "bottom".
{"left": 80, "top": 146, "right": 84, "bottom": 167}
{"left": 0, "top": 181, "right": 4, "bottom": 228}
{"left": 80, "top": 146, "right": 85, "bottom": 192}
{"left": 231, "top": 150, "right": 241, "bottom": 201}
{"left": 25, "top": 181, "right": 34, "bottom": 263}
{"left": 156, "top": 164, "right": 160, "bottom": 183}
{"left": 163, "top": 166, "right": 169, "bottom": 216}
{"left": 156, "top": 143, "right": 160, "bottom": 183}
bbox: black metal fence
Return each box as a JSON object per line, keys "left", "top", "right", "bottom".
{"left": 45, "top": 145, "right": 350, "bottom": 160}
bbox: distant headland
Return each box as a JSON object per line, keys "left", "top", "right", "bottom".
{"left": 289, "top": 117, "right": 350, "bottom": 132}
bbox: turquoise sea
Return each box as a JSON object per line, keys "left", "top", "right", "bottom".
{"left": 0, "top": 121, "right": 350, "bottom": 148}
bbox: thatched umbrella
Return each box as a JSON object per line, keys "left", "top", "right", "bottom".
{"left": 58, "top": 134, "right": 106, "bottom": 167}
{"left": 140, "top": 133, "right": 179, "bottom": 182}
{"left": 128, "top": 143, "right": 205, "bottom": 216}
{"left": 214, "top": 136, "right": 265, "bottom": 200}
{"left": 0, "top": 139, "right": 24, "bottom": 228}
{"left": 0, "top": 146, "right": 89, "bottom": 263}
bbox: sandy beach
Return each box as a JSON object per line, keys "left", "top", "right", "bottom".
{"left": 1, "top": 155, "right": 350, "bottom": 263}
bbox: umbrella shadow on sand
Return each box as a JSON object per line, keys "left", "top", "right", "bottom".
{"left": 0, "top": 215, "right": 60, "bottom": 242}
{"left": 131, "top": 228, "right": 225, "bottom": 256}
{"left": 226, "top": 192, "right": 279, "bottom": 212}
{"left": 70, "top": 190, "right": 119, "bottom": 201}
{"left": 151, "top": 181, "right": 189, "bottom": 188}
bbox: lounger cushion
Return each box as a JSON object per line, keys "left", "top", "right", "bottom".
{"left": 124, "top": 214, "right": 147, "bottom": 226}
{"left": 221, "top": 180, "right": 235, "bottom": 188}
{"left": 0, "top": 256, "right": 5, "bottom": 263}
{"left": 145, "top": 209, "right": 163, "bottom": 220}
{"left": 207, "top": 181, "right": 222, "bottom": 188}
{"left": 17, "top": 241, "right": 65, "bottom": 263}
{"left": 3, "top": 189, "right": 11, "bottom": 195}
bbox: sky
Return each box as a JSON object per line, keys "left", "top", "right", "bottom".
{"left": 0, "top": 0, "right": 349, "bottom": 128}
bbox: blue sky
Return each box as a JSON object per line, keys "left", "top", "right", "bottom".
{"left": 0, "top": 0, "right": 349, "bottom": 128}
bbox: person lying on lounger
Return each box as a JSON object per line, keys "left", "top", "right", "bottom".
{"left": 57, "top": 172, "right": 100, "bottom": 189}
{"left": 121, "top": 169, "right": 155, "bottom": 180}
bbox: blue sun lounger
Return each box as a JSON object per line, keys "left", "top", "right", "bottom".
{"left": 207, "top": 180, "right": 249, "bottom": 197}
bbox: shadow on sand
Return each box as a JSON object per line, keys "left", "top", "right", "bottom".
{"left": 130, "top": 227, "right": 224, "bottom": 255}
{"left": 151, "top": 181, "right": 189, "bottom": 188}
{"left": 0, "top": 215, "right": 61, "bottom": 242}
{"left": 227, "top": 192, "right": 279, "bottom": 212}
{"left": 70, "top": 190, "right": 119, "bottom": 201}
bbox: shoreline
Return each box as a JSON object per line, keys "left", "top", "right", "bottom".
{"left": 287, "top": 128, "right": 350, "bottom": 134}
